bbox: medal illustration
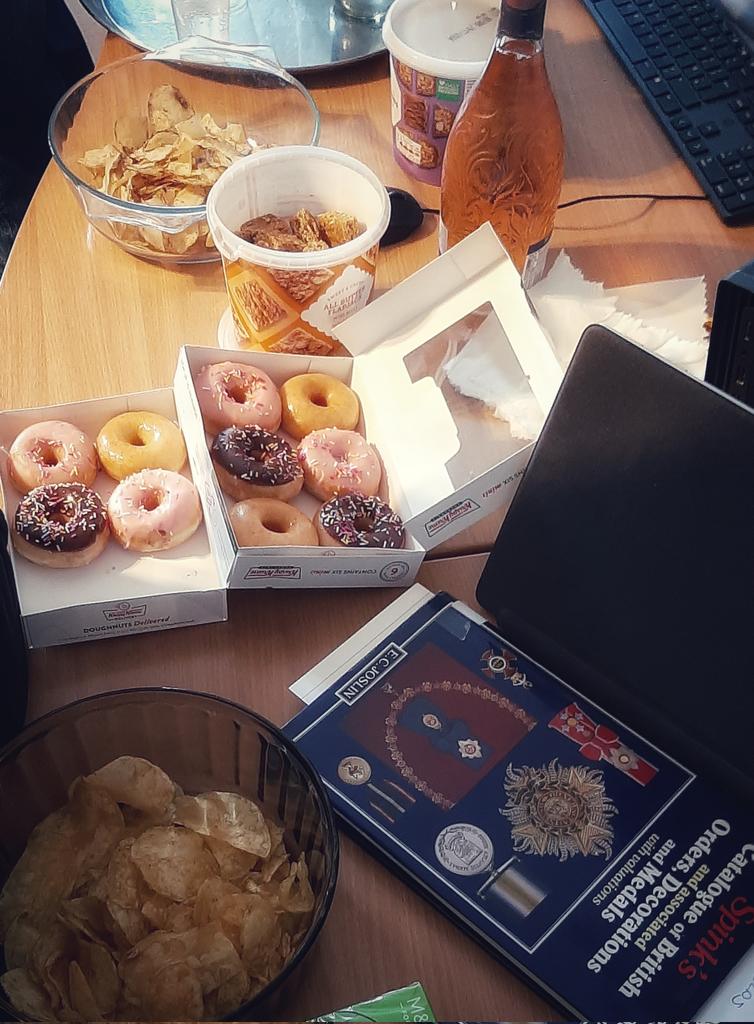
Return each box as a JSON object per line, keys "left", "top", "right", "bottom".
{"left": 481, "top": 648, "right": 531, "bottom": 687}
{"left": 501, "top": 759, "right": 616, "bottom": 861}
{"left": 549, "top": 703, "right": 657, "bottom": 786}
{"left": 338, "top": 756, "right": 372, "bottom": 785}
{"left": 477, "top": 856, "right": 547, "bottom": 917}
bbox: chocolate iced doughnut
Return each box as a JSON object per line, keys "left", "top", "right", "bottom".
{"left": 316, "top": 493, "right": 405, "bottom": 549}
{"left": 13, "top": 483, "right": 110, "bottom": 568}
{"left": 211, "top": 426, "right": 303, "bottom": 502}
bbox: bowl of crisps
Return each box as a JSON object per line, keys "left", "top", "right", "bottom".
{"left": 48, "top": 38, "right": 321, "bottom": 263}
{"left": 0, "top": 688, "right": 339, "bottom": 1021}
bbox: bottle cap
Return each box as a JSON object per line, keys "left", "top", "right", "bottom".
{"left": 500, "top": 0, "right": 547, "bottom": 39}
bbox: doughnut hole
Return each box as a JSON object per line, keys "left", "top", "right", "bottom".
{"left": 310, "top": 392, "right": 328, "bottom": 408}
{"left": 353, "top": 515, "right": 374, "bottom": 532}
{"left": 262, "top": 516, "right": 286, "bottom": 534}
{"left": 139, "top": 488, "right": 163, "bottom": 512}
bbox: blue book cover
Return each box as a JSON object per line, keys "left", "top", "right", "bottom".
{"left": 285, "top": 592, "right": 754, "bottom": 1019}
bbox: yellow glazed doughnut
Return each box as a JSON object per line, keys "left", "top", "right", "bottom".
{"left": 97, "top": 412, "right": 187, "bottom": 481}
{"left": 280, "top": 373, "right": 360, "bottom": 441}
{"left": 230, "top": 498, "right": 318, "bottom": 548}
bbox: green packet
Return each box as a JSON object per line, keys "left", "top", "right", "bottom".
{"left": 310, "top": 981, "right": 436, "bottom": 1022}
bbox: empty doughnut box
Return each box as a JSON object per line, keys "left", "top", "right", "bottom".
{"left": 174, "top": 223, "right": 563, "bottom": 589}
{"left": 0, "top": 389, "right": 228, "bottom": 648}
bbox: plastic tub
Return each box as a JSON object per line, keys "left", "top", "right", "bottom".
{"left": 207, "top": 146, "right": 390, "bottom": 355}
{"left": 382, "top": 0, "right": 498, "bottom": 185}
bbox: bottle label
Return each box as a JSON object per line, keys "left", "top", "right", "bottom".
{"left": 522, "top": 235, "right": 551, "bottom": 288}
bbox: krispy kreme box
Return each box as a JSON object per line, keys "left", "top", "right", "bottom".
{"left": 0, "top": 389, "right": 227, "bottom": 648}
{"left": 175, "top": 224, "right": 562, "bottom": 589}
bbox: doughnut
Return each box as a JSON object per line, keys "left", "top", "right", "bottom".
{"left": 280, "top": 373, "right": 360, "bottom": 441}
{"left": 230, "top": 498, "right": 318, "bottom": 548}
{"left": 195, "top": 361, "right": 281, "bottom": 433}
{"left": 12, "top": 483, "right": 109, "bottom": 568}
{"left": 97, "top": 412, "right": 187, "bottom": 481}
{"left": 211, "top": 427, "right": 303, "bottom": 502}
{"left": 108, "top": 469, "right": 202, "bottom": 552}
{"left": 8, "top": 420, "right": 98, "bottom": 493}
{"left": 316, "top": 493, "right": 405, "bottom": 549}
{"left": 298, "top": 428, "right": 381, "bottom": 501}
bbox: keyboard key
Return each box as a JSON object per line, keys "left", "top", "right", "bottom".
{"left": 700, "top": 81, "right": 735, "bottom": 101}
{"left": 739, "top": 110, "right": 753, "bottom": 125}
{"left": 672, "top": 115, "right": 691, "bottom": 130}
{"left": 634, "top": 59, "right": 658, "bottom": 78}
{"left": 647, "top": 75, "right": 669, "bottom": 96}
{"left": 655, "top": 55, "right": 673, "bottom": 69}
{"left": 735, "top": 175, "right": 754, "bottom": 190}
{"left": 680, "top": 127, "right": 698, "bottom": 141}
{"left": 727, "top": 160, "right": 746, "bottom": 176}
{"left": 657, "top": 93, "right": 681, "bottom": 114}
{"left": 646, "top": 43, "right": 665, "bottom": 57}
{"left": 714, "top": 181, "right": 736, "bottom": 198}
{"left": 699, "top": 122, "right": 720, "bottom": 137}
{"left": 739, "top": 144, "right": 754, "bottom": 159}
{"left": 698, "top": 156, "right": 728, "bottom": 184}
{"left": 719, "top": 150, "right": 739, "bottom": 165}
{"left": 668, "top": 78, "right": 701, "bottom": 107}
{"left": 710, "top": 68, "right": 729, "bottom": 82}
{"left": 723, "top": 191, "right": 754, "bottom": 212}
{"left": 687, "top": 140, "right": 708, "bottom": 155}
{"left": 677, "top": 53, "right": 696, "bottom": 68}
{"left": 730, "top": 97, "right": 750, "bottom": 112}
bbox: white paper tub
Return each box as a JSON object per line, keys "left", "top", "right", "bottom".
{"left": 206, "top": 146, "right": 391, "bottom": 356}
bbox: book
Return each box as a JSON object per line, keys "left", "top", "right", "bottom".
{"left": 285, "top": 586, "right": 754, "bottom": 1020}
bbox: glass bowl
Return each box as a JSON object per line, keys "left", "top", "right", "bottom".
{"left": 48, "top": 39, "right": 321, "bottom": 264}
{"left": 0, "top": 688, "right": 339, "bottom": 1021}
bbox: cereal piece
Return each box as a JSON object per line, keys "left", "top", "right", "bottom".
{"left": 403, "top": 96, "right": 428, "bottom": 132}
{"left": 251, "top": 231, "right": 307, "bottom": 252}
{"left": 239, "top": 214, "right": 292, "bottom": 242}
{"left": 416, "top": 73, "right": 436, "bottom": 96}
{"left": 237, "top": 281, "right": 286, "bottom": 332}
{"left": 396, "top": 60, "right": 413, "bottom": 88}
{"left": 433, "top": 105, "right": 455, "bottom": 138}
{"left": 268, "top": 267, "right": 334, "bottom": 304}
{"left": 271, "top": 329, "right": 334, "bottom": 356}
{"left": 290, "top": 208, "right": 324, "bottom": 247}
{"left": 317, "top": 211, "right": 364, "bottom": 247}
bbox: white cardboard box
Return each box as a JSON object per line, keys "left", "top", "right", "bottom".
{"left": 0, "top": 389, "right": 228, "bottom": 648}
{"left": 175, "top": 225, "right": 563, "bottom": 589}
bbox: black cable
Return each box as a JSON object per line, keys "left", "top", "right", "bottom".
{"left": 419, "top": 192, "right": 709, "bottom": 217}
{"left": 557, "top": 191, "right": 707, "bottom": 209}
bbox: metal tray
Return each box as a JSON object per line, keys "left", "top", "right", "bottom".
{"left": 79, "top": 0, "right": 387, "bottom": 73}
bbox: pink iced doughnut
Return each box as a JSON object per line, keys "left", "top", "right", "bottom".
{"left": 195, "top": 361, "right": 281, "bottom": 433}
{"left": 108, "top": 469, "right": 202, "bottom": 552}
{"left": 8, "top": 420, "right": 98, "bottom": 494}
{"left": 298, "top": 428, "right": 381, "bottom": 501}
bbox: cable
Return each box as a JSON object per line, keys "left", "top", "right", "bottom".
{"left": 557, "top": 191, "right": 707, "bottom": 210}
{"left": 419, "top": 192, "right": 709, "bottom": 217}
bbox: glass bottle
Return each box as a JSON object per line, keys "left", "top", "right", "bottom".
{"left": 439, "top": 0, "right": 564, "bottom": 285}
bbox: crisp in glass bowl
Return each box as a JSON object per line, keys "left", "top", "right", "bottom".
{"left": 0, "top": 688, "right": 338, "bottom": 1021}
{"left": 48, "top": 39, "right": 321, "bottom": 264}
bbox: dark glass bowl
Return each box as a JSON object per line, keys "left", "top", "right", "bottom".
{"left": 0, "top": 687, "right": 338, "bottom": 1021}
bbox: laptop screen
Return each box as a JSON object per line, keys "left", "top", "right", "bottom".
{"left": 477, "top": 326, "right": 754, "bottom": 797}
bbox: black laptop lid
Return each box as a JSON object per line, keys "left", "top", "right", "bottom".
{"left": 477, "top": 326, "right": 754, "bottom": 799}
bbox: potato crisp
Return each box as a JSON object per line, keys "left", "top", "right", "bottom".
{"left": 0, "top": 756, "right": 315, "bottom": 1021}
{"left": 78, "top": 85, "right": 255, "bottom": 257}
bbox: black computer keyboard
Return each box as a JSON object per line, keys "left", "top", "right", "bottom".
{"left": 581, "top": 0, "right": 754, "bottom": 224}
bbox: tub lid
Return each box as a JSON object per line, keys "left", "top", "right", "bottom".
{"left": 383, "top": 0, "right": 498, "bottom": 80}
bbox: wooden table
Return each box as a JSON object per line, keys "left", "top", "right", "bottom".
{"left": 5, "top": 0, "right": 754, "bottom": 1018}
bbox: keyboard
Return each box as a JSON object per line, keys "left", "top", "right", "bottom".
{"left": 581, "top": 0, "right": 754, "bottom": 224}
